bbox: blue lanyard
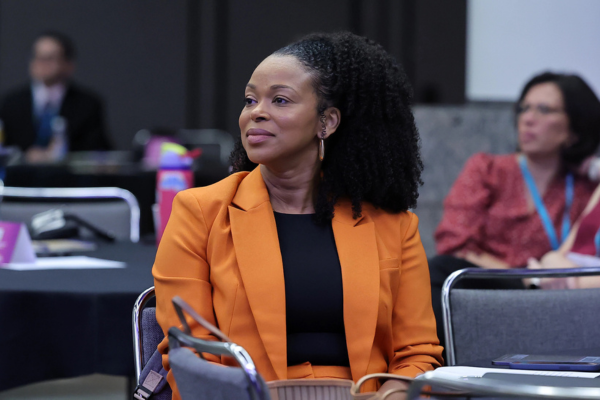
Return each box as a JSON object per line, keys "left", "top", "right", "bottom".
{"left": 595, "top": 228, "right": 600, "bottom": 257}
{"left": 519, "top": 155, "right": 573, "bottom": 250}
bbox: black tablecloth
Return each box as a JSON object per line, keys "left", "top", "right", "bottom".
{"left": 0, "top": 242, "right": 157, "bottom": 391}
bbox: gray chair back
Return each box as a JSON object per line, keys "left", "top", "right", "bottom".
{"left": 132, "top": 286, "right": 172, "bottom": 400}
{"left": 170, "top": 347, "right": 271, "bottom": 400}
{"left": 0, "top": 186, "right": 140, "bottom": 242}
{"left": 133, "top": 286, "right": 163, "bottom": 380}
{"left": 442, "top": 267, "right": 600, "bottom": 365}
{"left": 451, "top": 288, "right": 600, "bottom": 365}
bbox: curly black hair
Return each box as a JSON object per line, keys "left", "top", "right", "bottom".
{"left": 517, "top": 72, "right": 600, "bottom": 166}
{"left": 230, "top": 31, "right": 423, "bottom": 224}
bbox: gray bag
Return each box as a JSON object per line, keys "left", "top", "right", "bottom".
{"left": 168, "top": 296, "right": 270, "bottom": 400}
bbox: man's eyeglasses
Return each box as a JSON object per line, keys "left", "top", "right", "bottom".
{"left": 516, "top": 103, "right": 564, "bottom": 116}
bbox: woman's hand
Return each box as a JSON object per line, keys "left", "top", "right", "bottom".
{"left": 25, "top": 146, "right": 53, "bottom": 163}
{"left": 527, "top": 254, "right": 578, "bottom": 289}
{"left": 578, "top": 156, "right": 600, "bottom": 181}
{"left": 376, "top": 379, "right": 409, "bottom": 400}
{"left": 455, "top": 250, "right": 510, "bottom": 269}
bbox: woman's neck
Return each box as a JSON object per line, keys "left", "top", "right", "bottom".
{"left": 261, "top": 163, "right": 320, "bottom": 214}
{"left": 522, "top": 152, "right": 562, "bottom": 180}
{"left": 521, "top": 152, "right": 563, "bottom": 197}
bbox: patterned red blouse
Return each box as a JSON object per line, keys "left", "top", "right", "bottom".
{"left": 571, "top": 199, "right": 600, "bottom": 256}
{"left": 435, "top": 153, "right": 597, "bottom": 267}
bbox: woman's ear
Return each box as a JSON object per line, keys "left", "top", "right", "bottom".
{"left": 322, "top": 107, "right": 341, "bottom": 139}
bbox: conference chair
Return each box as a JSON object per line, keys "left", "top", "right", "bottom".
{"left": 132, "top": 286, "right": 171, "bottom": 399}
{"left": 133, "top": 287, "right": 161, "bottom": 382}
{"left": 442, "top": 267, "right": 600, "bottom": 366}
{"left": 0, "top": 186, "right": 140, "bottom": 242}
{"left": 407, "top": 371, "right": 600, "bottom": 400}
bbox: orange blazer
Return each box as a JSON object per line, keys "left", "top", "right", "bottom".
{"left": 154, "top": 167, "right": 443, "bottom": 397}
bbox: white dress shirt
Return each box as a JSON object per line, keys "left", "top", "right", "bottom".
{"left": 31, "top": 81, "right": 67, "bottom": 116}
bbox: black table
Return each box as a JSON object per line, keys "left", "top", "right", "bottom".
{"left": 0, "top": 242, "right": 157, "bottom": 391}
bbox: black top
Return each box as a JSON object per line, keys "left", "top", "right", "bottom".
{"left": 0, "top": 83, "right": 112, "bottom": 151}
{"left": 274, "top": 212, "right": 350, "bottom": 367}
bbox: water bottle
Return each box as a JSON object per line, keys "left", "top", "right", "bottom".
{"left": 156, "top": 143, "right": 194, "bottom": 245}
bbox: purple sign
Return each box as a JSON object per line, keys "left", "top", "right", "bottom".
{"left": 0, "top": 222, "right": 22, "bottom": 264}
{"left": 0, "top": 222, "right": 36, "bottom": 265}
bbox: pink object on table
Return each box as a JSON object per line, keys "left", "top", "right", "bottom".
{"left": 0, "top": 221, "right": 36, "bottom": 265}
{"left": 144, "top": 136, "right": 181, "bottom": 169}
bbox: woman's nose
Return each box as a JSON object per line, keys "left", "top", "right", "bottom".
{"left": 519, "top": 109, "right": 536, "bottom": 125}
{"left": 250, "top": 101, "right": 269, "bottom": 122}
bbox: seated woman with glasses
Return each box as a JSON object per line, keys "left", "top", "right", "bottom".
{"left": 429, "top": 72, "right": 600, "bottom": 347}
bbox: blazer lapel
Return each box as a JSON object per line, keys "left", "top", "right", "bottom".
{"left": 229, "top": 167, "right": 288, "bottom": 379}
{"left": 332, "top": 202, "right": 380, "bottom": 381}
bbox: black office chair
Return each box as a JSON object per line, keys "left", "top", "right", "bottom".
{"left": 442, "top": 267, "right": 600, "bottom": 366}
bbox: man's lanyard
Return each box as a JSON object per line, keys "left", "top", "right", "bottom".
{"left": 519, "top": 155, "right": 573, "bottom": 250}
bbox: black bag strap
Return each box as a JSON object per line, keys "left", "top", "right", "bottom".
{"left": 133, "top": 349, "right": 170, "bottom": 400}
{"left": 171, "top": 295, "right": 230, "bottom": 341}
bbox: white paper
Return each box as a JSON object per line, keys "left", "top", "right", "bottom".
{"left": 567, "top": 252, "right": 600, "bottom": 267}
{"left": 430, "top": 366, "right": 600, "bottom": 379}
{"left": 1, "top": 256, "right": 126, "bottom": 271}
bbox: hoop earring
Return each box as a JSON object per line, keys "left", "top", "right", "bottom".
{"left": 319, "top": 113, "right": 326, "bottom": 161}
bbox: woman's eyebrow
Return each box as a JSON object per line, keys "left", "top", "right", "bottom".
{"left": 271, "top": 84, "right": 298, "bottom": 94}
{"left": 245, "top": 83, "right": 299, "bottom": 94}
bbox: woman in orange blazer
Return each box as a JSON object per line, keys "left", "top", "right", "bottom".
{"left": 154, "top": 32, "right": 443, "bottom": 400}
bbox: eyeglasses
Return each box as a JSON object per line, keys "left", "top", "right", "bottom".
{"left": 516, "top": 103, "right": 564, "bottom": 116}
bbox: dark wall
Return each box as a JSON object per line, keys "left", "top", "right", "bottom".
{"left": 223, "top": 0, "right": 352, "bottom": 136}
{"left": 414, "top": 0, "right": 467, "bottom": 103}
{"left": 0, "top": 0, "right": 187, "bottom": 150}
{"left": 0, "top": 0, "right": 465, "bottom": 149}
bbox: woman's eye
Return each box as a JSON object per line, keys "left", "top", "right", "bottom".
{"left": 244, "top": 97, "right": 256, "bottom": 106}
{"left": 274, "top": 97, "right": 289, "bottom": 104}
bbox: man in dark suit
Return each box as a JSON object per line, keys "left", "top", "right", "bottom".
{"left": 0, "top": 31, "right": 111, "bottom": 163}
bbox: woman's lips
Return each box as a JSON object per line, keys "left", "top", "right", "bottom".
{"left": 520, "top": 131, "right": 537, "bottom": 143}
{"left": 246, "top": 128, "right": 275, "bottom": 144}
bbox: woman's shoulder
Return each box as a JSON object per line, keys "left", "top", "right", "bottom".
{"left": 464, "top": 152, "right": 516, "bottom": 170}
{"left": 359, "top": 202, "right": 417, "bottom": 232}
{"left": 357, "top": 204, "right": 423, "bottom": 254}
{"left": 458, "top": 153, "right": 519, "bottom": 182}
{"left": 178, "top": 171, "right": 251, "bottom": 209}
